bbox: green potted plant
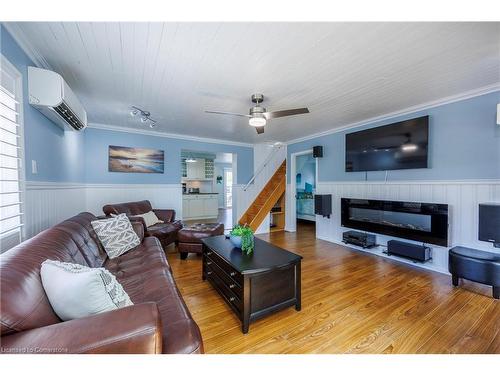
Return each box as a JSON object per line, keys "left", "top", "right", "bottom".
{"left": 229, "top": 225, "right": 254, "bottom": 254}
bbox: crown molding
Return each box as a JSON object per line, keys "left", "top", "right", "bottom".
{"left": 87, "top": 122, "right": 254, "bottom": 148}
{"left": 286, "top": 83, "right": 500, "bottom": 145}
{"left": 2, "top": 22, "right": 52, "bottom": 69}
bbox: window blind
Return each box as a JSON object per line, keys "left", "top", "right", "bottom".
{"left": 0, "top": 62, "right": 24, "bottom": 247}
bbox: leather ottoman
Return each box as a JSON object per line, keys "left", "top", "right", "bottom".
{"left": 178, "top": 223, "right": 224, "bottom": 260}
{"left": 449, "top": 246, "right": 500, "bottom": 299}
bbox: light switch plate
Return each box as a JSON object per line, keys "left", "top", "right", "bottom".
{"left": 31, "top": 160, "right": 37, "bottom": 174}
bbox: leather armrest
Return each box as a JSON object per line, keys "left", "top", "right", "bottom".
{"left": 130, "top": 220, "right": 145, "bottom": 240}
{"left": 0, "top": 302, "right": 162, "bottom": 354}
{"left": 128, "top": 215, "right": 148, "bottom": 233}
{"left": 153, "top": 209, "right": 175, "bottom": 223}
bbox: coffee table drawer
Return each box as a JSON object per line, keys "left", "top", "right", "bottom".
{"left": 206, "top": 265, "right": 242, "bottom": 313}
{"left": 205, "top": 250, "right": 243, "bottom": 286}
{"left": 206, "top": 258, "right": 243, "bottom": 298}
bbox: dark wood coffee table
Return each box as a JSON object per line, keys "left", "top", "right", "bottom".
{"left": 201, "top": 235, "right": 302, "bottom": 333}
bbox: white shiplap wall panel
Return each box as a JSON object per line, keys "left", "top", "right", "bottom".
{"left": 24, "top": 182, "right": 183, "bottom": 241}
{"left": 25, "top": 183, "right": 87, "bottom": 239}
{"left": 293, "top": 180, "right": 500, "bottom": 274}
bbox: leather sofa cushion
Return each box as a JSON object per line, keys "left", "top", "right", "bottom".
{"left": 106, "top": 238, "right": 202, "bottom": 354}
{"left": 52, "top": 212, "right": 108, "bottom": 267}
{"left": 0, "top": 219, "right": 97, "bottom": 335}
{"left": 147, "top": 221, "right": 183, "bottom": 238}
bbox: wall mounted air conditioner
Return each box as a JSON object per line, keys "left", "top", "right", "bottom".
{"left": 28, "top": 67, "right": 87, "bottom": 131}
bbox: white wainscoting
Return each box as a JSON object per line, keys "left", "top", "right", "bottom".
{"left": 23, "top": 182, "right": 183, "bottom": 241}
{"left": 25, "top": 182, "right": 87, "bottom": 239}
{"left": 85, "top": 184, "right": 182, "bottom": 218}
{"left": 286, "top": 179, "right": 500, "bottom": 274}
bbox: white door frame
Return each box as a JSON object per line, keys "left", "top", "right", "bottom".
{"left": 287, "top": 149, "right": 318, "bottom": 232}
{"left": 223, "top": 167, "right": 233, "bottom": 209}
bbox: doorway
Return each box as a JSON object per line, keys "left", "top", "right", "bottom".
{"left": 289, "top": 150, "right": 318, "bottom": 232}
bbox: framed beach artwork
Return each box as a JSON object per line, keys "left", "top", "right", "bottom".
{"left": 108, "top": 146, "right": 164, "bottom": 173}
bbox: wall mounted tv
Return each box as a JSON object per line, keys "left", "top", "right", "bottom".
{"left": 345, "top": 115, "right": 429, "bottom": 172}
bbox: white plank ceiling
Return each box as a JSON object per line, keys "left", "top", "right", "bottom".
{"left": 7, "top": 22, "right": 500, "bottom": 142}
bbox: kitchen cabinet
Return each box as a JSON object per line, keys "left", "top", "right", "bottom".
{"left": 186, "top": 158, "right": 206, "bottom": 179}
{"left": 182, "top": 158, "right": 215, "bottom": 180}
{"left": 182, "top": 194, "right": 219, "bottom": 219}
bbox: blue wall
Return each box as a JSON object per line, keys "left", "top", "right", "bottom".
{"left": 2, "top": 25, "right": 253, "bottom": 185}
{"left": 84, "top": 128, "right": 253, "bottom": 185}
{"left": 1, "top": 25, "right": 86, "bottom": 183}
{"left": 288, "top": 91, "right": 500, "bottom": 183}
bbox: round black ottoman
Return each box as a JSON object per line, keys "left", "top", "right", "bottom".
{"left": 449, "top": 246, "right": 500, "bottom": 299}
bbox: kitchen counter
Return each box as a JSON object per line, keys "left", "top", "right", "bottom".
{"left": 183, "top": 193, "right": 219, "bottom": 195}
{"left": 182, "top": 193, "right": 219, "bottom": 219}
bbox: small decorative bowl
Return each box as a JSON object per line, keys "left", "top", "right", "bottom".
{"left": 230, "top": 235, "right": 242, "bottom": 248}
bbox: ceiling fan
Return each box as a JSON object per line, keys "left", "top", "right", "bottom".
{"left": 205, "top": 94, "right": 310, "bottom": 134}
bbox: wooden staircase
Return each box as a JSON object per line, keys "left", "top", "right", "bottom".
{"left": 239, "top": 161, "right": 286, "bottom": 232}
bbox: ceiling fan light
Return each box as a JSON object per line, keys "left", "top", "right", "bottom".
{"left": 130, "top": 109, "right": 138, "bottom": 117}
{"left": 140, "top": 116, "right": 148, "bottom": 123}
{"left": 249, "top": 116, "right": 266, "bottom": 127}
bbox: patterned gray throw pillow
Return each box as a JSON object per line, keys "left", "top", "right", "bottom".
{"left": 40, "top": 259, "right": 133, "bottom": 321}
{"left": 91, "top": 213, "right": 141, "bottom": 259}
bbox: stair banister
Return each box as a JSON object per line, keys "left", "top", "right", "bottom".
{"left": 243, "top": 143, "right": 284, "bottom": 192}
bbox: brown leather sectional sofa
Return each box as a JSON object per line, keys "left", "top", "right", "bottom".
{"left": 103, "top": 200, "right": 182, "bottom": 249}
{"left": 0, "top": 212, "right": 203, "bottom": 354}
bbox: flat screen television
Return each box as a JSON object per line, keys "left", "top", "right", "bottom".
{"left": 345, "top": 115, "right": 429, "bottom": 172}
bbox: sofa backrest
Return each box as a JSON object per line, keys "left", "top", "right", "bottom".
{"left": 102, "top": 200, "right": 153, "bottom": 216}
{"left": 0, "top": 212, "right": 105, "bottom": 336}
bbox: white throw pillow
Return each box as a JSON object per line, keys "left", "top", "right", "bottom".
{"left": 135, "top": 211, "right": 164, "bottom": 228}
{"left": 40, "top": 260, "right": 133, "bottom": 321}
{"left": 91, "top": 213, "right": 141, "bottom": 259}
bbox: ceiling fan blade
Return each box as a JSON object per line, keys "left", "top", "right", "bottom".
{"left": 255, "top": 126, "right": 265, "bottom": 134}
{"left": 205, "top": 110, "right": 251, "bottom": 118}
{"left": 263, "top": 108, "right": 310, "bottom": 120}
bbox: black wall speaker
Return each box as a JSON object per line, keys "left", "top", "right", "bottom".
{"left": 479, "top": 203, "right": 500, "bottom": 247}
{"left": 387, "top": 240, "right": 431, "bottom": 262}
{"left": 314, "top": 194, "right": 331, "bottom": 218}
{"left": 313, "top": 146, "right": 323, "bottom": 158}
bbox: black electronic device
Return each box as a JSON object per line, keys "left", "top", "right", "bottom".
{"left": 313, "top": 146, "right": 323, "bottom": 158}
{"left": 479, "top": 203, "right": 500, "bottom": 248}
{"left": 342, "top": 230, "right": 376, "bottom": 249}
{"left": 387, "top": 239, "right": 431, "bottom": 262}
{"left": 314, "top": 194, "right": 331, "bottom": 218}
{"left": 341, "top": 198, "right": 448, "bottom": 247}
{"left": 345, "top": 115, "right": 429, "bottom": 172}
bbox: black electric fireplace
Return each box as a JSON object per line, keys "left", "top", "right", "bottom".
{"left": 341, "top": 198, "right": 448, "bottom": 246}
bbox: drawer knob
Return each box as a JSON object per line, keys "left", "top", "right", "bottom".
{"left": 230, "top": 272, "right": 236, "bottom": 276}
{"left": 207, "top": 261, "right": 212, "bottom": 265}
{"left": 207, "top": 271, "right": 212, "bottom": 275}
{"left": 229, "top": 284, "right": 235, "bottom": 289}
{"left": 229, "top": 297, "right": 235, "bottom": 302}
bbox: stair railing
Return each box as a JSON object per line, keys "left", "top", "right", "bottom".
{"left": 243, "top": 143, "right": 285, "bottom": 192}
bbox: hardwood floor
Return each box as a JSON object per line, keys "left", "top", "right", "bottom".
{"left": 183, "top": 208, "right": 233, "bottom": 233}
{"left": 167, "top": 222, "right": 499, "bottom": 354}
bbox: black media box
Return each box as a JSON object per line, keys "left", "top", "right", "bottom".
{"left": 342, "top": 230, "right": 376, "bottom": 249}
{"left": 387, "top": 240, "right": 431, "bottom": 262}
